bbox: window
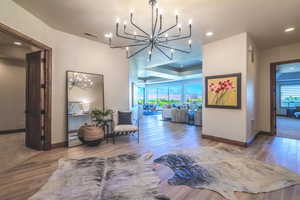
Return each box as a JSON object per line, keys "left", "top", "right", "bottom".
{"left": 137, "top": 87, "right": 145, "bottom": 104}
{"left": 157, "top": 87, "right": 169, "bottom": 106}
{"left": 147, "top": 88, "right": 157, "bottom": 104}
{"left": 169, "top": 86, "right": 181, "bottom": 105}
{"left": 184, "top": 83, "right": 202, "bottom": 106}
{"left": 280, "top": 84, "right": 300, "bottom": 107}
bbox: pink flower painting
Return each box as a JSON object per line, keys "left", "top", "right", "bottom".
{"left": 208, "top": 79, "right": 235, "bottom": 105}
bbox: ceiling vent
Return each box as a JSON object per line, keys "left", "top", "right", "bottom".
{"left": 84, "top": 32, "right": 98, "bottom": 38}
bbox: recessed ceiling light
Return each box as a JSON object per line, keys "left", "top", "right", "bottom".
{"left": 13, "top": 41, "right": 22, "bottom": 46}
{"left": 284, "top": 27, "right": 295, "bottom": 33}
{"left": 206, "top": 32, "right": 214, "bottom": 37}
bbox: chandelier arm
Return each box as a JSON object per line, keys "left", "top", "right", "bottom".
{"left": 128, "top": 43, "right": 151, "bottom": 59}
{"left": 110, "top": 43, "right": 149, "bottom": 49}
{"left": 157, "top": 14, "right": 163, "bottom": 34}
{"left": 153, "top": 7, "right": 159, "bottom": 36}
{"left": 157, "top": 44, "right": 191, "bottom": 54}
{"left": 157, "top": 34, "right": 181, "bottom": 39}
{"left": 157, "top": 28, "right": 191, "bottom": 43}
{"left": 123, "top": 30, "right": 148, "bottom": 39}
{"left": 130, "top": 15, "right": 150, "bottom": 37}
{"left": 154, "top": 44, "right": 173, "bottom": 60}
{"left": 158, "top": 23, "right": 178, "bottom": 37}
{"left": 116, "top": 27, "right": 147, "bottom": 42}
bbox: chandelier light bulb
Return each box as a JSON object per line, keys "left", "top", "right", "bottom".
{"left": 104, "top": 33, "right": 112, "bottom": 38}
{"left": 159, "top": 9, "right": 164, "bottom": 15}
{"left": 175, "top": 10, "right": 179, "bottom": 16}
{"left": 171, "top": 49, "right": 174, "bottom": 53}
{"left": 148, "top": 50, "right": 152, "bottom": 55}
{"left": 123, "top": 21, "right": 127, "bottom": 25}
{"left": 116, "top": 17, "right": 120, "bottom": 24}
{"left": 165, "top": 33, "right": 168, "bottom": 38}
{"left": 130, "top": 8, "right": 135, "bottom": 14}
{"left": 134, "top": 31, "right": 137, "bottom": 35}
{"left": 188, "top": 39, "right": 192, "bottom": 44}
{"left": 126, "top": 47, "right": 129, "bottom": 51}
{"left": 188, "top": 19, "right": 193, "bottom": 25}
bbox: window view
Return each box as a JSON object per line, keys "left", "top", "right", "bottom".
{"left": 280, "top": 84, "right": 300, "bottom": 107}
{"left": 145, "top": 80, "right": 202, "bottom": 107}
{"left": 184, "top": 83, "right": 202, "bottom": 105}
{"left": 137, "top": 87, "right": 145, "bottom": 105}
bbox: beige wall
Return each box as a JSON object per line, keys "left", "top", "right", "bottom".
{"left": 257, "top": 42, "right": 300, "bottom": 132}
{"left": 246, "top": 36, "right": 259, "bottom": 141}
{"left": 0, "top": 0, "right": 129, "bottom": 144}
{"left": 0, "top": 59, "right": 25, "bottom": 131}
{"left": 203, "top": 33, "right": 248, "bottom": 142}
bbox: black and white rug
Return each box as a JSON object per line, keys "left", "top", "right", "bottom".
{"left": 154, "top": 145, "right": 300, "bottom": 200}
{"left": 29, "top": 153, "right": 169, "bottom": 200}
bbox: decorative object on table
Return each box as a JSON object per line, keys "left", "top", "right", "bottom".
{"left": 28, "top": 153, "right": 170, "bottom": 200}
{"left": 110, "top": 108, "right": 140, "bottom": 144}
{"left": 104, "top": 0, "right": 193, "bottom": 61}
{"left": 205, "top": 73, "right": 241, "bottom": 109}
{"left": 78, "top": 124, "right": 104, "bottom": 146}
{"left": 66, "top": 71, "right": 104, "bottom": 147}
{"left": 154, "top": 145, "right": 300, "bottom": 200}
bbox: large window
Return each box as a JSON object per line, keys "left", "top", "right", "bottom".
{"left": 157, "top": 87, "right": 169, "bottom": 106}
{"left": 147, "top": 88, "right": 157, "bottom": 104}
{"left": 146, "top": 79, "right": 202, "bottom": 106}
{"left": 184, "top": 83, "right": 202, "bottom": 106}
{"left": 137, "top": 87, "right": 145, "bottom": 105}
{"left": 280, "top": 84, "right": 300, "bottom": 107}
{"left": 169, "top": 86, "right": 181, "bottom": 105}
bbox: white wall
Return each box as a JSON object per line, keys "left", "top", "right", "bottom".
{"left": 257, "top": 42, "right": 300, "bottom": 132}
{"left": 246, "top": 37, "right": 259, "bottom": 141}
{"left": 0, "top": 59, "right": 25, "bottom": 131}
{"left": 203, "top": 33, "right": 248, "bottom": 142}
{"left": 0, "top": 0, "right": 129, "bottom": 144}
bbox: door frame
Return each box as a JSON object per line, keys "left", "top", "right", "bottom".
{"left": 270, "top": 59, "right": 300, "bottom": 135}
{"left": 0, "top": 23, "right": 52, "bottom": 150}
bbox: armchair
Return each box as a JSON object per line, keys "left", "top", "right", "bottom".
{"left": 110, "top": 107, "right": 140, "bottom": 144}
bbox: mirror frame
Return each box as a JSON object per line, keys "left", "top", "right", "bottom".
{"left": 65, "top": 70, "right": 105, "bottom": 147}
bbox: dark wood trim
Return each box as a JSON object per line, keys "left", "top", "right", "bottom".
{"left": 0, "top": 23, "right": 52, "bottom": 150}
{"left": 205, "top": 73, "right": 242, "bottom": 109}
{"left": 0, "top": 129, "right": 26, "bottom": 134}
{"left": 202, "top": 134, "right": 246, "bottom": 147}
{"left": 270, "top": 59, "right": 300, "bottom": 136}
{"left": 202, "top": 131, "right": 272, "bottom": 147}
{"left": 51, "top": 142, "right": 67, "bottom": 149}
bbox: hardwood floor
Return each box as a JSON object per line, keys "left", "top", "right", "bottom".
{"left": 277, "top": 116, "right": 300, "bottom": 140}
{"left": 0, "top": 115, "right": 300, "bottom": 200}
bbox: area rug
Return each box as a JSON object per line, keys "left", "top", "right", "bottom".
{"left": 29, "top": 153, "right": 169, "bottom": 200}
{"left": 154, "top": 145, "right": 300, "bottom": 200}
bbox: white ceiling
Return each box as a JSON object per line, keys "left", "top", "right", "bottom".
{"left": 14, "top": 0, "right": 300, "bottom": 49}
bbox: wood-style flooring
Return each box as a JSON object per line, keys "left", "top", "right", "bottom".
{"left": 0, "top": 115, "right": 300, "bottom": 200}
{"left": 277, "top": 116, "right": 300, "bottom": 140}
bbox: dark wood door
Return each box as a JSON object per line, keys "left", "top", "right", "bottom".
{"left": 26, "top": 51, "right": 43, "bottom": 150}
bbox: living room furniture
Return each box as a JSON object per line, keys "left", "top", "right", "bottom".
{"left": 162, "top": 108, "right": 172, "bottom": 120}
{"left": 194, "top": 110, "right": 202, "bottom": 126}
{"left": 66, "top": 71, "right": 104, "bottom": 147}
{"left": 110, "top": 108, "right": 140, "bottom": 144}
{"left": 294, "top": 106, "right": 300, "bottom": 118}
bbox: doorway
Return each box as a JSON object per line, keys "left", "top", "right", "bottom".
{"left": 0, "top": 23, "right": 52, "bottom": 151}
{"left": 270, "top": 59, "right": 300, "bottom": 140}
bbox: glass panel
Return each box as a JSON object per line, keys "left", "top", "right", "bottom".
{"left": 169, "top": 86, "right": 182, "bottom": 105}
{"left": 147, "top": 88, "right": 157, "bottom": 104}
{"left": 184, "top": 83, "right": 202, "bottom": 106}
{"left": 137, "top": 87, "right": 145, "bottom": 105}
{"left": 280, "top": 84, "right": 300, "bottom": 107}
{"left": 157, "top": 87, "right": 169, "bottom": 106}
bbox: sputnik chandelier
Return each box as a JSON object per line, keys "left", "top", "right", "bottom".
{"left": 104, "top": 0, "right": 192, "bottom": 61}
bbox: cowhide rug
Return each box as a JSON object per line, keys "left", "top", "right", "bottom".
{"left": 29, "top": 153, "right": 169, "bottom": 200}
{"left": 154, "top": 145, "right": 300, "bottom": 200}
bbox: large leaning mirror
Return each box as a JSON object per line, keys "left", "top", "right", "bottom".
{"left": 66, "top": 71, "right": 104, "bottom": 147}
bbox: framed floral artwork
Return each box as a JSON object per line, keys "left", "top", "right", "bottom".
{"left": 205, "top": 73, "right": 241, "bottom": 109}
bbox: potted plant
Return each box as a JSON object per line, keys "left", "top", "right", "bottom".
{"left": 91, "top": 108, "right": 113, "bottom": 125}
